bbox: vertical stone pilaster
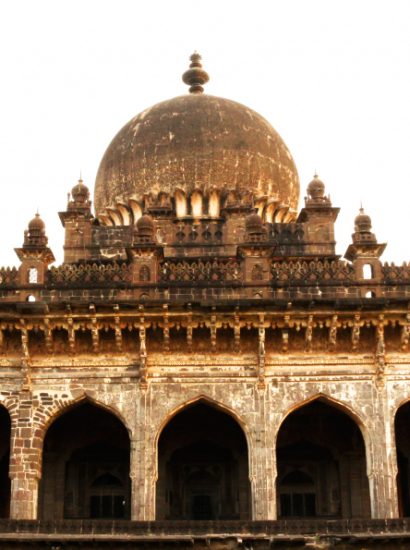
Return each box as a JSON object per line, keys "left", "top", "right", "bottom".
{"left": 9, "top": 390, "right": 41, "bottom": 520}
{"left": 368, "top": 469, "right": 398, "bottom": 519}
{"left": 130, "top": 386, "right": 157, "bottom": 521}
{"left": 10, "top": 476, "right": 39, "bottom": 519}
{"left": 251, "top": 436, "right": 276, "bottom": 519}
{"left": 366, "top": 384, "right": 399, "bottom": 519}
{"left": 250, "top": 385, "right": 276, "bottom": 520}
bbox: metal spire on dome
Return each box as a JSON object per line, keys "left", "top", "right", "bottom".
{"left": 182, "top": 52, "right": 209, "bottom": 94}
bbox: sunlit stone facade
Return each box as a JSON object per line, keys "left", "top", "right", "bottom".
{"left": 1, "top": 54, "right": 410, "bottom": 547}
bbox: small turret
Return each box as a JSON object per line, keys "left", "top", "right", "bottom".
{"left": 15, "top": 213, "right": 55, "bottom": 292}
{"left": 59, "top": 177, "right": 94, "bottom": 263}
{"left": 135, "top": 214, "right": 155, "bottom": 243}
{"left": 345, "top": 207, "right": 386, "bottom": 260}
{"left": 305, "top": 174, "right": 331, "bottom": 207}
{"left": 344, "top": 207, "right": 387, "bottom": 296}
{"left": 245, "top": 212, "right": 266, "bottom": 242}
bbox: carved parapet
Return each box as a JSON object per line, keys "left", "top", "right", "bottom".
{"left": 271, "top": 259, "right": 354, "bottom": 285}
{"left": 48, "top": 261, "right": 131, "bottom": 287}
{"left": 0, "top": 267, "right": 18, "bottom": 288}
{"left": 159, "top": 258, "right": 241, "bottom": 283}
{"left": 382, "top": 262, "right": 410, "bottom": 283}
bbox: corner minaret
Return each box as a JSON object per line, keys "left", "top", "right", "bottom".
{"left": 15, "top": 213, "right": 55, "bottom": 291}
{"left": 59, "top": 178, "right": 93, "bottom": 263}
{"left": 345, "top": 207, "right": 386, "bottom": 296}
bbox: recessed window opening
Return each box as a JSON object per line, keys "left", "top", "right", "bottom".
{"left": 365, "top": 291, "right": 375, "bottom": 299}
{"left": 363, "top": 264, "right": 373, "bottom": 280}
{"left": 28, "top": 268, "right": 38, "bottom": 284}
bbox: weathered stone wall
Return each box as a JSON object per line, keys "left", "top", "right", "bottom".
{"left": 1, "top": 344, "right": 409, "bottom": 521}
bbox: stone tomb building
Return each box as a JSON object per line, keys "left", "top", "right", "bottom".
{"left": 0, "top": 54, "right": 410, "bottom": 545}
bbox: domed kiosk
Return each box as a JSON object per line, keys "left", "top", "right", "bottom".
{"left": 94, "top": 53, "right": 300, "bottom": 223}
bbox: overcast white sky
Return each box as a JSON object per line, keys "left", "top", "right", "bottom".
{"left": 0, "top": 0, "right": 409, "bottom": 266}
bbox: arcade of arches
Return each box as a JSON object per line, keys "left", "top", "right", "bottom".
{"left": 1, "top": 398, "right": 410, "bottom": 519}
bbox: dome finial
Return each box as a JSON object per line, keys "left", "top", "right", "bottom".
{"left": 182, "top": 52, "right": 209, "bottom": 94}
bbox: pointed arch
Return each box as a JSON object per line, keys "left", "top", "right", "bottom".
{"left": 275, "top": 392, "right": 368, "bottom": 445}
{"left": 39, "top": 397, "right": 131, "bottom": 520}
{"left": 38, "top": 393, "right": 131, "bottom": 444}
{"left": 155, "top": 395, "right": 251, "bottom": 520}
{"left": 155, "top": 394, "right": 251, "bottom": 452}
{"left": 275, "top": 393, "right": 371, "bottom": 519}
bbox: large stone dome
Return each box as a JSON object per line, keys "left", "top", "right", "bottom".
{"left": 94, "top": 57, "right": 300, "bottom": 218}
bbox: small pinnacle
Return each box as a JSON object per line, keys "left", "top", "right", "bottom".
{"left": 182, "top": 52, "right": 209, "bottom": 94}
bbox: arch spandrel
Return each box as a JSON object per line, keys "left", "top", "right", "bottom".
{"left": 274, "top": 392, "right": 369, "bottom": 444}
{"left": 35, "top": 393, "right": 132, "bottom": 447}
{"left": 154, "top": 394, "right": 252, "bottom": 456}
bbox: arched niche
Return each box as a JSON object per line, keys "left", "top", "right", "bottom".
{"left": 39, "top": 401, "right": 130, "bottom": 520}
{"left": 175, "top": 190, "right": 187, "bottom": 218}
{"left": 156, "top": 400, "right": 250, "bottom": 520}
{"left": 0, "top": 406, "right": 10, "bottom": 518}
{"left": 191, "top": 191, "right": 203, "bottom": 218}
{"left": 208, "top": 191, "right": 220, "bottom": 218}
{"left": 276, "top": 397, "right": 370, "bottom": 519}
{"left": 394, "top": 401, "right": 410, "bottom": 516}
